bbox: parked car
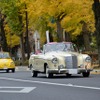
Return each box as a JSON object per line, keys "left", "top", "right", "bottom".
{"left": 29, "top": 42, "right": 92, "bottom": 78}
{"left": 0, "top": 52, "right": 15, "bottom": 73}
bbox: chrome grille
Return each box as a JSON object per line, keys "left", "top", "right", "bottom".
{"left": 65, "top": 56, "right": 77, "bottom": 69}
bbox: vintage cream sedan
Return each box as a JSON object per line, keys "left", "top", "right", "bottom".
{"left": 29, "top": 42, "right": 92, "bottom": 78}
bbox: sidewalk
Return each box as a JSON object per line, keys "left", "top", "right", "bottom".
{"left": 15, "top": 66, "right": 30, "bottom": 71}
{"left": 91, "top": 69, "right": 100, "bottom": 74}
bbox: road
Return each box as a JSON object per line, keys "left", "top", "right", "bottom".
{"left": 0, "top": 70, "right": 100, "bottom": 100}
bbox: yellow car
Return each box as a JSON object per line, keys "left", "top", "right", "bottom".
{"left": 0, "top": 52, "right": 15, "bottom": 73}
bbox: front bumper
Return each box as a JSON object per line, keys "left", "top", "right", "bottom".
{"left": 0, "top": 67, "right": 15, "bottom": 71}
{"left": 48, "top": 68, "right": 93, "bottom": 74}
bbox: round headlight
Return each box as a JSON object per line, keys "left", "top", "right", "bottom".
{"left": 52, "top": 58, "right": 58, "bottom": 64}
{"left": 85, "top": 56, "right": 91, "bottom": 62}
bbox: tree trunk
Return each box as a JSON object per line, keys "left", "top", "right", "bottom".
{"left": 49, "top": 32, "right": 53, "bottom": 42}
{"left": 65, "top": 31, "right": 71, "bottom": 42}
{"left": 83, "top": 32, "right": 91, "bottom": 51}
{"left": 18, "top": 14, "right": 25, "bottom": 63}
{"left": 92, "top": 0, "right": 100, "bottom": 67}
{"left": 20, "top": 34, "right": 25, "bottom": 64}
{"left": 56, "top": 20, "right": 63, "bottom": 42}
{"left": 25, "top": 4, "right": 30, "bottom": 59}
{"left": 0, "top": 13, "right": 8, "bottom": 51}
{"left": 81, "top": 21, "right": 91, "bottom": 51}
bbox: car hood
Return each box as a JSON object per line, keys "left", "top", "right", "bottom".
{"left": 44, "top": 51, "right": 89, "bottom": 65}
{"left": 0, "top": 59, "right": 13, "bottom": 64}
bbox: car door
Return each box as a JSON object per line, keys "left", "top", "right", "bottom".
{"left": 34, "top": 53, "right": 45, "bottom": 72}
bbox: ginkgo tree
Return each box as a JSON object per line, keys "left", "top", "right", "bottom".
{"left": 0, "top": 0, "right": 26, "bottom": 61}
{"left": 28, "top": 0, "right": 82, "bottom": 42}
{"left": 27, "top": 0, "right": 95, "bottom": 50}
{"left": 4, "top": 24, "right": 20, "bottom": 48}
{"left": 0, "top": 0, "right": 98, "bottom": 63}
{"left": 62, "top": 0, "right": 95, "bottom": 51}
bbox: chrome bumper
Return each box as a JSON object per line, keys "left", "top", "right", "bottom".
{"left": 48, "top": 68, "right": 93, "bottom": 74}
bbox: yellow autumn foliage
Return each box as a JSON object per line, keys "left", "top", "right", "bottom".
{"left": 5, "top": 24, "right": 20, "bottom": 48}
{"left": 0, "top": 0, "right": 95, "bottom": 46}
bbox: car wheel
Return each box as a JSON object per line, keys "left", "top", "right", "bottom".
{"left": 6, "top": 69, "right": 9, "bottom": 73}
{"left": 66, "top": 73, "right": 72, "bottom": 77}
{"left": 29, "top": 64, "right": 32, "bottom": 70}
{"left": 46, "top": 66, "right": 53, "bottom": 78}
{"left": 31, "top": 70, "right": 38, "bottom": 77}
{"left": 12, "top": 68, "right": 15, "bottom": 73}
{"left": 82, "top": 72, "right": 90, "bottom": 77}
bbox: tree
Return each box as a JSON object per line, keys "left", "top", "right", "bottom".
{"left": 25, "top": 4, "right": 30, "bottom": 59}
{"left": 23, "top": 0, "right": 95, "bottom": 48}
{"left": 62, "top": 0, "right": 95, "bottom": 50}
{"left": 81, "top": 21, "right": 91, "bottom": 51}
{"left": 0, "top": 0, "right": 26, "bottom": 62}
{"left": 46, "top": 0, "right": 80, "bottom": 42}
{"left": 5, "top": 24, "right": 20, "bottom": 48}
{"left": 0, "top": 0, "right": 97, "bottom": 58}
{"left": 0, "top": 12, "right": 8, "bottom": 51}
{"left": 92, "top": 0, "right": 100, "bottom": 67}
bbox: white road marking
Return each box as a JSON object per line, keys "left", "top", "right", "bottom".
{"left": 0, "top": 77, "right": 100, "bottom": 90}
{"left": 0, "top": 87, "right": 36, "bottom": 93}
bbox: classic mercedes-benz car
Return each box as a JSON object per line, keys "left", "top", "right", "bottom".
{"left": 29, "top": 42, "right": 92, "bottom": 78}
{"left": 0, "top": 52, "right": 15, "bottom": 73}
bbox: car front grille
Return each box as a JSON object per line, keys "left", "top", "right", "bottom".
{"left": 65, "top": 55, "right": 77, "bottom": 69}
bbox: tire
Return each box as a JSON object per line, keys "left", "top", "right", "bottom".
{"left": 82, "top": 72, "right": 90, "bottom": 77}
{"left": 29, "top": 65, "right": 32, "bottom": 70}
{"left": 66, "top": 73, "right": 72, "bottom": 77}
{"left": 6, "top": 69, "right": 9, "bottom": 73}
{"left": 12, "top": 68, "right": 15, "bottom": 73}
{"left": 31, "top": 70, "right": 38, "bottom": 77}
{"left": 46, "top": 66, "right": 53, "bottom": 78}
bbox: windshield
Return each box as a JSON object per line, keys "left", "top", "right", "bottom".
{"left": 0, "top": 53, "right": 10, "bottom": 59}
{"left": 44, "top": 43, "right": 78, "bottom": 53}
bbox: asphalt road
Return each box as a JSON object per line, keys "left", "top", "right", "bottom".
{"left": 0, "top": 70, "right": 100, "bottom": 100}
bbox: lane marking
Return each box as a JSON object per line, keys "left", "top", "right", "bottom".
{"left": 0, "top": 77, "right": 100, "bottom": 90}
{"left": 0, "top": 87, "right": 36, "bottom": 93}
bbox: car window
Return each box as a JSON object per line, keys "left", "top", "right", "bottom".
{"left": 0, "top": 53, "right": 10, "bottom": 59}
{"left": 44, "top": 43, "right": 64, "bottom": 53}
{"left": 44, "top": 43, "right": 74, "bottom": 53}
{"left": 44, "top": 43, "right": 79, "bottom": 53}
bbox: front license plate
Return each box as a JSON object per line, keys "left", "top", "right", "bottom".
{"left": 69, "top": 69, "right": 77, "bottom": 74}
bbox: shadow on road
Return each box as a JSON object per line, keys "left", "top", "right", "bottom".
{"left": 35, "top": 74, "right": 93, "bottom": 79}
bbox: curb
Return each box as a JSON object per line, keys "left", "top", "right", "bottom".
{"left": 91, "top": 69, "right": 100, "bottom": 74}
{"left": 15, "top": 66, "right": 30, "bottom": 71}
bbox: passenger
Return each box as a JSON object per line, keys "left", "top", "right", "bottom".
{"left": 35, "top": 49, "right": 41, "bottom": 54}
